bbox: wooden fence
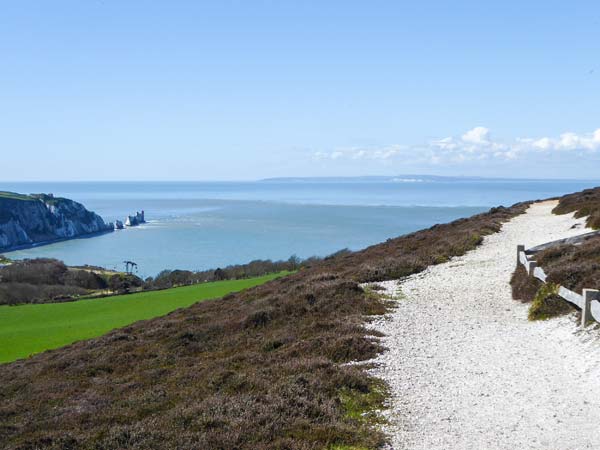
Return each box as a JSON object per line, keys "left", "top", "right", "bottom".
{"left": 517, "top": 243, "right": 600, "bottom": 327}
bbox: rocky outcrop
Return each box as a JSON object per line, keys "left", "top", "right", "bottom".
{"left": 0, "top": 192, "right": 114, "bottom": 252}
{"left": 125, "top": 210, "right": 145, "bottom": 227}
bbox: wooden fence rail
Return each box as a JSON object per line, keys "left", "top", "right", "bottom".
{"left": 525, "top": 230, "right": 600, "bottom": 254}
{"left": 517, "top": 244, "right": 600, "bottom": 327}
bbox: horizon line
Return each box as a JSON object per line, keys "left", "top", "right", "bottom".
{"left": 1, "top": 175, "right": 600, "bottom": 183}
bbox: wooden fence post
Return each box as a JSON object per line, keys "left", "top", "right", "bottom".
{"left": 527, "top": 260, "right": 537, "bottom": 276}
{"left": 517, "top": 244, "right": 525, "bottom": 266}
{"left": 581, "top": 289, "right": 600, "bottom": 327}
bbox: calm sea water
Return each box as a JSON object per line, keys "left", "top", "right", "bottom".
{"left": 2, "top": 178, "right": 598, "bottom": 277}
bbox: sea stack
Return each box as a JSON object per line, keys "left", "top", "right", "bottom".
{"left": 125, "top": 211, "right": 146, "bottom": 227}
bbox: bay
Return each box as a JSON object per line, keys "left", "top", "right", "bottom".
{"left": 2, "top": 178, "right": 597, "bottom": 277}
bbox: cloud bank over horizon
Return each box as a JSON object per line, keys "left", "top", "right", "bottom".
{"left": 313, "top": 127, "right": 600, "bottom": 167}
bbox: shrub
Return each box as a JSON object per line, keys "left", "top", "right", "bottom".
{"left": 63, "top": 269, "right": 107, "bottom": 290}
{"left": 510, "top": 265, "right": 541, "bottom": 303}
{"left": 528, "top": 283, "right": 574, "bottom": 321}
{"left": 0, "top": 258, "right": 68, "bottom": 285}
{"left": 107, "top": 273, "right": 143, "bottom": 293}
{"left": 145, "top": 257, "right": 304, "bottom": 289}
{"left": 0, "top": 259, "right": 144, "bottom": 304}
{"left": 0, "top": 282, "right": 88, "bottom": 305}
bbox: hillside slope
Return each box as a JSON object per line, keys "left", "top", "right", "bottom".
{"left": 0, "top": 202, "right": 527, "bottom": 449}
{"left": 0, "top": 192, "right": 113, "bottom": 252}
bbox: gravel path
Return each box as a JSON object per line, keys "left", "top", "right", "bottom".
{"left": 368, "top": 201, "right": 600, "bottom": 450}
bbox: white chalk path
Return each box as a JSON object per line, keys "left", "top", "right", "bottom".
{"left": 368, "top": 201, "right": 600, "bottom": 450}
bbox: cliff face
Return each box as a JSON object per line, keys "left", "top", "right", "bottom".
{"left": 0, "top": 193, "right": 113, "bottom": 251}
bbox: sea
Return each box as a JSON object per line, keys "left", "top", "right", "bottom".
{"left": 2, "top": 177, "right": 598, "bottom": 278}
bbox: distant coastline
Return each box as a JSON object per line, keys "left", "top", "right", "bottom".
{"left": 259, "top": 175, "right": 600, "bottom": 183}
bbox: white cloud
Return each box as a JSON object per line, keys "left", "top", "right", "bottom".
{"left": 312, "top": 127, "right": 600, "bottom": 165}
{"left": 430, "top": 127, "right": 515, "bottom": 161}
{"left": 527, "top": 129, "right": 600, "bottom": 152}
{"left": 431, "top": 137, "right": 457, "bottom": 150}
{"left": 531, "top": 137, "right": 552, "bottom": 150}
{"left": 462, "top": 126, "right": 490, "bottom": 145}
{"left": 312, "top": 145, "right": 407, "bottom": 162}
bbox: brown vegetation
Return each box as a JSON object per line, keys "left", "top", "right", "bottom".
{"left": 535, "top": 236, "right": 600, "bottom": 294}
{"left": 510, "top": 264, "right": 575, "bottom": 320}
{"left": 322, "top": 205, "right": 525, "bottom": 283}
{"left": 510, "top": 186, "right": 600, "bottom": 320}
{"left": 0, "top": 202, "right": 528, "bottom": 449}
{"left": 510, "top": 264, "right": 541, "bottom": 303}
{"left": 553, "top": 187, "right": 600, "bottom": 229}
{"left": 0, "top": 259, "right": 143, "bottom": 305}
{"left": 530, "top": 187, "right": 600, "bottom": 295}
{"left": 144, "top": 256, "right": 307, "bottom": 290}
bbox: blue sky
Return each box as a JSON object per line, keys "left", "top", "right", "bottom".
{"left": 1, "top": 1, "right": 599, "bottom": 181}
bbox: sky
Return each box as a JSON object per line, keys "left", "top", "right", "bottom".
{"left": 1, "top": 1, "right": 600, "bottom": 181}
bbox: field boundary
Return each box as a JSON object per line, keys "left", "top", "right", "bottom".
{"left": 517, "top": 243, "right": 600, "bottom": 326}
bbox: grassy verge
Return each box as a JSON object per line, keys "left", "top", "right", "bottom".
{"left": 0, "top": 191, "right": 35, "bottom": 201}
{"left": 0, "top": 272, "right": 288, "bottom": 364}
{"left": 528, "top": 282, "right": 575, "bottom": 321}
{"left": 339, "top": 379, "right": 388, "bottom": 425}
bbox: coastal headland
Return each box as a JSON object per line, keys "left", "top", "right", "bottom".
{"left": 0, "top": 192, "right": 113, "bottom": 252}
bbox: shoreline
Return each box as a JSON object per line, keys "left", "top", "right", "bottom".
{"left": 0, "top": 228, "right": 114, "bottom": 255}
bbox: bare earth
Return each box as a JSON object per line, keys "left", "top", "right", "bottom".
{"left": 368, "top": 201, "right": 600, "bottom": 450}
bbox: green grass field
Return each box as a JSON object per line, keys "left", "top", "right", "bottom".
{"left": 0, "top": 272, "right": 288, "bottom": 364}
{"left": 0, "top": 191, "right": 35, "bottom": 201}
